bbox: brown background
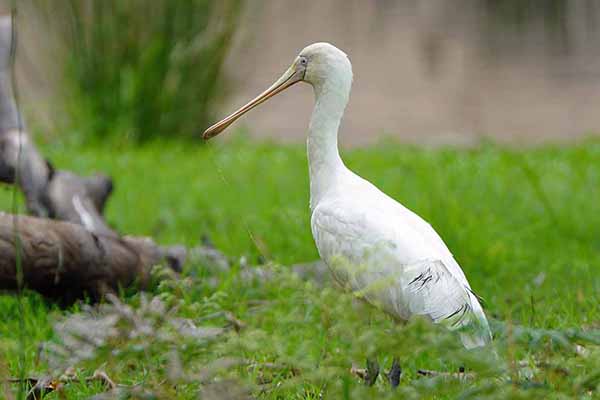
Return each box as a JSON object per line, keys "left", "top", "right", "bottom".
{"left": 222, "top": 1, "right": 600, "bottom": 145}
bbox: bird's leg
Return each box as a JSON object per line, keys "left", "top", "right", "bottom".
{"left": 365, "top": 358, "right": 380, "bottom": 386}
{"left": 386, "top": 358, "right": 402, "bottom": 388}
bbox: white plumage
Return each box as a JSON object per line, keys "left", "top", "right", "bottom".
{"left": 204, "top": 42, "right": 492, "bottom": 349}
{"left": 310, "top": 163, "right": 491, "bottom": 348}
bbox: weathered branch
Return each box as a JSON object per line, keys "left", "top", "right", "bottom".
{"left": 0, "top": 126, "right": 116, "bottom": 234}
{"left": 0, "top": 128, "right": 52, "bottom": 216}
{"left": 45, "top": 169, "right": 115, "bottom": 236}
{"left": 0, "top": 213, "right": 184, "bottom": 303}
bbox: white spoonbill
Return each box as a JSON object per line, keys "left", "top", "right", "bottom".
{"left": 203, "top": 42, "right": 492, "bottom": 371}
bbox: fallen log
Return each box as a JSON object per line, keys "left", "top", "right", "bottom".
{"left": 0, "top": 213, "right": 185, "bottom": 303}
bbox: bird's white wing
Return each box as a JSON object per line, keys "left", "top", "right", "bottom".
{"left": 404, "top": 259, "right": 474, "bottom": 324}
{"left": 312, "top": 193, "right": 491, "bottom": 348}
{"left": 402, "top": 259, "right": 491, "bottom": 348}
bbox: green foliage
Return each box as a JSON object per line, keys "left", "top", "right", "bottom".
{"left": 43, "top": 0, "right": 241, "bottom": 142}
{"left": 1, "top": 137, "right": 599, "bottom": 398}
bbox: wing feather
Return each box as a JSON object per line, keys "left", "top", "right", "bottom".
{"left": 402, "top": 259, "right": 491, "bottom": 348}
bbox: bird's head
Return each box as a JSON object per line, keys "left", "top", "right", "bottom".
{"left": 203, "top": 42, "right": 352, "bottom": 140}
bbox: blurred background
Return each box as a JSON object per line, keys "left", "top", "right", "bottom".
{"left": 229, "top": 0, "right": 600, "bottom": 145}
{"left": 6, "top": 0, "right": 600, "bottom": 145}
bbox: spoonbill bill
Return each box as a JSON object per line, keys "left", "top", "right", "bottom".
{"left": 203, "top": 42, "right": 492, "bottom": 383}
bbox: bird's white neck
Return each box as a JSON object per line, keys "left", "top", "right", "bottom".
{"left": 307, "top": 76, "right": 351, "bottom": 210}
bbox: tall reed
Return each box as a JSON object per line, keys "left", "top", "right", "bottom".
{"left": 46, "top": 0, "right": 242, "bottom": 142}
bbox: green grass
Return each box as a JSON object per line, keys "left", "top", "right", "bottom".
{"left": 1, "top": 135, "right": 600, "bottom": 399}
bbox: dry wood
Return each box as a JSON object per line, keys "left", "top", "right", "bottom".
{"left": 0, "top": 213, "right": 185, "bottom": 302}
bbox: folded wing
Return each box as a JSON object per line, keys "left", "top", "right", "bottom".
{"left": 403, "top": 259, "right": 491, "bottom": 348}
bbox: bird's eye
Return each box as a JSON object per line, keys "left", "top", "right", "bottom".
{"left": 299, "top": 57, "right": 308, "bottom": 66}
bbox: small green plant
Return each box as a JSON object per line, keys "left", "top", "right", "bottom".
{"left": 41, "top": 292, "right": 249, "bottom": 399}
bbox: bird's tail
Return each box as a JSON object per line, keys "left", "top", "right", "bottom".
{"left": 459, "top": 328, "right": 490, "bottom": 349}
{"left": 458, "top": 295, "right": 492, "bottom": 349}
